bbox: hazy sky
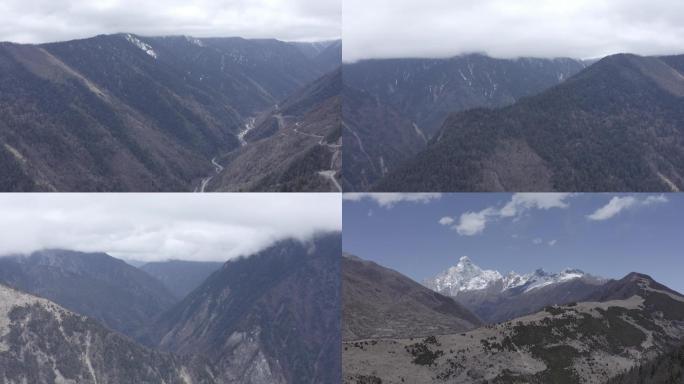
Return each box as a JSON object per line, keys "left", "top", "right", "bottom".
{"left": 0, "top": 0, "right": 340, "bottom": 44}
{"left": 0, "top": 194, "right": 341, "bottom": 262}
{"left": 343, "top": 0, "right": 684, "bottom": 62}
{"left": 343, "top": 193, "right": 684, "bottom": 293}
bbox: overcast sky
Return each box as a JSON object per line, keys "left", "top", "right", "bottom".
{"left": 0, "top": 0, "right": 340, "bottom": 44}
{"left": 344, "top": 0, "right": 684, "bottom": 62}
{"left": 0, "top": 194, "right": 340, "bottom": 262}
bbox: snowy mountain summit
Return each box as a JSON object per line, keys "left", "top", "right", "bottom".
{"left": 424, "top": 256, "right": 594, "bottom": 297}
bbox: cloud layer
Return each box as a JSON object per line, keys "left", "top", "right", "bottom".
{"left": 441, "top": 193, "right": 573, "bottom": 236}
{"left": 0, "top": 0, "right": 340, "bottom": 44}
{"left": 0, "top": 194, "right": 341, "bottom": 262}
{"left": 343, "top": 0, "right": 684, "bottom": 62}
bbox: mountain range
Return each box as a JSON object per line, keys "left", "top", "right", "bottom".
{"left": 342, "top": 54, "right": 587, "bottom": 190}
{"left": 0, "top": 33, "right": 340, "bottom": 191}
{"left": 0, "top": 249, "right": 177, "bottom": 339}
{"left": 139, "top": 259, "right": 224, "bottom": 299}
{"left": 424, "top": 256, "right": 606, "bottom": 322}
{"left": 375, "top": 53, "right": 684, "bottom": 192}
{"left": 343, "top": 254, "right": 684, "bottom": 383}
{"left": 0, "top": 232, "right": 341, "bottom": 384}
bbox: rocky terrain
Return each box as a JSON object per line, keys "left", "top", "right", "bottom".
{"left": 344, "top": 272, "right": 684, "bottom": 383}
{"left": 144, "top": 233, "right": 342, "bottom": 384}
{"left": 0, "top": 284, "right": 213, "bottom": 384}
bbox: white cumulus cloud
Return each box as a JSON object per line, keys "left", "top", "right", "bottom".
{"left": 447, "top": 193, "right": 573, "bottom": 236}
{"left": 438, "top": 216, "right": 455, "bottom": 226}
{"left": 587, "top": 194, "right": 668, "bottom": 221}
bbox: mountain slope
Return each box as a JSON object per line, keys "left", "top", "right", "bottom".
{"left": 376, "top": 53, "right": 684, "bottom": 192}
{"left": 209, "top": 69, "right": 342, "bottom": 192}
{"left": 424, "top": 256, "right": 606, "bottom": 323}
{"left": 0, "top": 34, "right": 337, "bottom": 191}
{"left": 144, "top": 234, "right": 342, "bottom": 384}
{"left": 344, "top": 272, "right": 684, "bottom": 383}
{"left": 341, "top": 85, "right": 426, "bottom": 191}
{"left": 0, "top": 284, "right": 214, "bottom": 384}
{"left": 139, "top": 260, "right": 223, "bottom": 299}
{"left": 343, "top": 254, "right": 481, "bottom": 340}
{"left": 342, "top": 54, "right": 586, "bottom": 190}
{"left": 0, "top": 250, "right": 177, "bottom": 339}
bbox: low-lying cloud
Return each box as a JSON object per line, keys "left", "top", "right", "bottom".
{"left": 344, "top": 0, "right": 684, "bottom": 62}
{"left": 0, "top": 0, "right": 340, "bottom": 44}
{"left": 0, "top": 194, "right": 341, "bottom": 262}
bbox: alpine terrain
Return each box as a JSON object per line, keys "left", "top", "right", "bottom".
{"left": 0, "top": 33, "right": 340, "bottom": 191}
{"left": 0, "top": 234, "right": 341, "bottom": 384}
{"left": 424, "top": 256, "right": 606, "bottom": 323}
{"left": 376, "top": 53, "right": 684, "bottom": 192}
{"left": 343, "top": 256, "right": 684, "bottom": 384}
{"left": 342, "top": 54, "right": 587, "bottom": 190}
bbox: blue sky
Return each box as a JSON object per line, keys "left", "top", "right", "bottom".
{"left": 343, "top": 193, "right": 684, "bottom": 293}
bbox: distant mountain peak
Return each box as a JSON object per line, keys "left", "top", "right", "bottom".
{"left": 425, "top": 257, "right": 595, "bottom": 297}
{"left": 425, "top": 256, "right": 503, "bottom": 295}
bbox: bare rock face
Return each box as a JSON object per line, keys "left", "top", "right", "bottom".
{"left": 0, "top": 284, "right": 214, "bottom": 384}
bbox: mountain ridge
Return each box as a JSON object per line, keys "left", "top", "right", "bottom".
{"left": 375, "top": 52, "right": 684, "bottom": 192}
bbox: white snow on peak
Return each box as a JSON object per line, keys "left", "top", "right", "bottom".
{"left": 424, "top": 258, "right": 589, "bottom": 296}
{"left": 125, "top": 34, "right": 157, "bottom": 59}
{"left": 424, "top": 256, "right": 503, "bottom": 296}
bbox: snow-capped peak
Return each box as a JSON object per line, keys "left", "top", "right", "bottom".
{"left": 424, "top": 257, "right": 590, "bottom": 296}
{"left": 125, "top": 34, "right": 157, "bottom": 59}
{"left": 424, "top": 256, "right": 503, "bottom": 296}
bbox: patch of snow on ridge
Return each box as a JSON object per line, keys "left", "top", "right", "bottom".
{"left": 125, "top": 34, "right": 157, "bottom": 59}
{"left": 185, "top": 35, "right": 204, "bottom": 47}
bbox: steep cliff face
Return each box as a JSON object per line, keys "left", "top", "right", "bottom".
{"left": 146, "top": 233, "right": 342, "bottom": 384}
{"left": 0, "top": 284, "right": 214, "bottom": 384}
